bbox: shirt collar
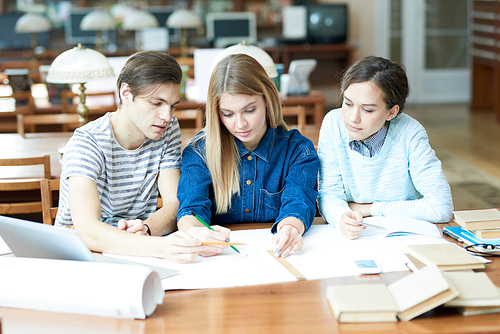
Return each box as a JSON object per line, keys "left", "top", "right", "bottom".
{"left": 348, "top": 121, "right": 389, "bottom": 157}
{"left": 236, "top": 127, "right": 275, "bottom": 163}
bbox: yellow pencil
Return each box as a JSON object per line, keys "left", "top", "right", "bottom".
{"left": 202, "top": 242, "right": 246, "bottom": 246}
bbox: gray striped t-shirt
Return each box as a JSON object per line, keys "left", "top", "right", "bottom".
{"left": 55, "top": 112, "right": 182, "bottom": 227}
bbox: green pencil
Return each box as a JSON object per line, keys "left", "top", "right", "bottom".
{"left": 190, "top": 211, "right": 240, "bottom": 253}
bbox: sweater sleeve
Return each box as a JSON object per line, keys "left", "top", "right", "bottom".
{"left": 317, "top": 110, "right": 351, "bottom": 227}
{"left": 370, "top": 120, "right": 454, "bottom": 222}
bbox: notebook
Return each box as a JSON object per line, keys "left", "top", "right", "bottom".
{"left": 0, "top": 215, "right": 178, "bottom": 279}
{"left": 357, "top": 216, "right": 442, "bottom": 239}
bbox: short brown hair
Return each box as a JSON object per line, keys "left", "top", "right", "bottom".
{"left": 116, "top": 51, "right": 182, "bottom": 105}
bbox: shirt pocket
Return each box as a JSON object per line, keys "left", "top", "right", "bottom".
{"left": 257, "top": 188, "right": 284, "bottom": 222}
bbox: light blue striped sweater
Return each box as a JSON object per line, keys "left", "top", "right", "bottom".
{"left": 317, "top": 108, "right": 453, "bottom": 226}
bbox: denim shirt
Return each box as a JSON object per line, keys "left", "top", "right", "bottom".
{"left": 177, "top": 127, "right": 319, "bottom": 233}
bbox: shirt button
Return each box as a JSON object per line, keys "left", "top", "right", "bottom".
{"left": 245, "top": 209, "right": 250, "bottom": 213}
{"left": 246, "top": 180, "right": 252, "bottom": 185}
{"left": 247, "top": 156, "right": 252, "bottom": 161}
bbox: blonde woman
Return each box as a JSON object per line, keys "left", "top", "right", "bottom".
{"left": 177, "top": 54, "right": 319, "bottom": 258}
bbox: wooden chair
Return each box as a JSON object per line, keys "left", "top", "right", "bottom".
{"left": 175, "top": 109, "right": 204, "bottom": 131}
{"left": 0, "top": 155, "right": 51, "bottom": 216}
{"left": 40, "top": 178, "right": 60, "bottom": 225}
{"left": 282, "top": 105, "right": 306, "bottom": 133}
{"left": 0, "top": 90, "right": 36, "bottom": 132}
{"left": 17, "top": 113, "right": 80, "bottom": 137}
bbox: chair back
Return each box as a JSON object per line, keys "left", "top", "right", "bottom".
{"left": 40, "top": 178, "right": 60, "bottom": 225}
{"left": 175, "top": 109, "right": 204, "bottom": 131}
{"left": 17, "top": 113, "right": 80, "bottom": 137}
{"left": 282, "top": 105, "right": 306, "bottom": 133}
{"left": 0, "top": 155, "right": 52, "bottom": 216}
{"left": 0, "top": 155, "right": 51, "bottom": 179}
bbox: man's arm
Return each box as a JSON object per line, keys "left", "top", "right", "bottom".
{"left": 68, "top": 175, "right": 205, "bottom": 261}
{"left": 143, "top": 168, "right": 180, "bottom": 236}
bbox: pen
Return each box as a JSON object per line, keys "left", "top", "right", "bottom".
{"left": 190, "top": 211, "right": 240, "bottom": 253}
{"left": 202, "top": 242, "right": 246, "bottom": 246}
{"left": 443, "top": 229, "right": 463, "bottom": 243}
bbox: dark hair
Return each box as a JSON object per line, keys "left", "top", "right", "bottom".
{"left": 116, "top": 51, "right": 182, "bottom": 106}
{"left": 340, "top": 56, "right": 409, "bottom": 114}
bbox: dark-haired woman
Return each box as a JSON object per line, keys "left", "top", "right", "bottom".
{"left": 317, "top": 56, "right": 453, "bottom": 239}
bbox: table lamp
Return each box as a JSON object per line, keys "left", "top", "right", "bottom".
{"left": 122, "top": 9, "right": 159, "bottom": 51}
{"left": 14, "top": 13, "right": 51, "bottom": 53}
{"left": 166, "top": 8, "right": 202, "bottom": 57}
{"left": 80, "top": 10, "right": 116, "bottom": 51}
{"left": 210, "top": 40, "right": 278, "bottom": 78}
{"left": 46, "top": 44, "right": 115, "bottom": 126}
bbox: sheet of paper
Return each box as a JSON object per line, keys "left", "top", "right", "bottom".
{"left": 0, "top": 235, "right": 12, "bottom": 255}
{"left": 106, "top": 223, "right": 449, "bottom": 290}
{"left": 0, "top": 257, "right": 164, "bottom": 319}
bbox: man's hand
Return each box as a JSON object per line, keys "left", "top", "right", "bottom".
{"left": 117, "top": 219, "right": 148, "bottom": 235}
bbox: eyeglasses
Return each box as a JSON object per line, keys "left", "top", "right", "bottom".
{"left": 464, "top": 243, "right": 500, "bottom": 257}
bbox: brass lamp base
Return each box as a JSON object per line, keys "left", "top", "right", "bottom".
{"left": 76, "top": 83, "right": 89, "bottom": 126}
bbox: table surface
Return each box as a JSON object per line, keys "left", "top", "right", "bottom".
{"left": 0, "top": 125, "right": 320, "bottom": 180}
{"left": 1, "top": 221, "right": 500, "bottom": 334}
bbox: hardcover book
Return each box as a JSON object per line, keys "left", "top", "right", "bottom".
{"left": 407, "top": 243, "right": 485, "bottom": 271}
{"left": 326, "top": 265, "right": 458, "bottom": 323}
{"left": 453, "top": 209, "right": 500, "bottom": 230}
{"left": 471, "top": 228, "right": 500, "bottom": 239}
{"left": 443, "top": 272, "right": 500, "bottom": 307}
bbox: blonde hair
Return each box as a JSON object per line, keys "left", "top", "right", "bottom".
{"left": 199, "top": 53, "right": 288, "bottom": 214}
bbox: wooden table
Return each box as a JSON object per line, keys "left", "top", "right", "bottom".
{"left": 1, "top": 221, "right": 500, "bottom": 333}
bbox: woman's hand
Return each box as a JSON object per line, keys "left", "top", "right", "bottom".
{"left": 184, "top": 225, "right": 232, "bottom": 257}
{"left": 271, "top": 218, "right": 305, "bottom": 258}
{"left": 339, "top": 211, "right": 365, "bottom": 239}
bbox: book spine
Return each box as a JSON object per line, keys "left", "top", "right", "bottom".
{"left": 465, "top": 221, "right": 500, "bottom": 230}
{"left": 472, "top": 229, "right": 500, "bottom": 239}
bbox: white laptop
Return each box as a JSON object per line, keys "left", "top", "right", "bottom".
{"left": 0, "top": 215, "right": 178, "bottom": 279}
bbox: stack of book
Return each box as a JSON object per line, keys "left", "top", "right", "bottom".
{"left": 326, "top": 265, "right": 459, "bottom": 323}
{"left": 326, "top": 242, "right": 500, "bottom": 323}
{"left": 443, "top": 271, "right": 500, "bottom": 316}
{"left": 453, "top": 208, "right": 500, "bottom": 240}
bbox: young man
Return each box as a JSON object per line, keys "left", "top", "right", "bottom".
{"left": 55, "top": 51, "right": 205, "bottom": 263}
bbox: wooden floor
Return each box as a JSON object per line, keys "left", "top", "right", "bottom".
{"left": 405, "top": 104, "right": 500, "bottom": 210}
